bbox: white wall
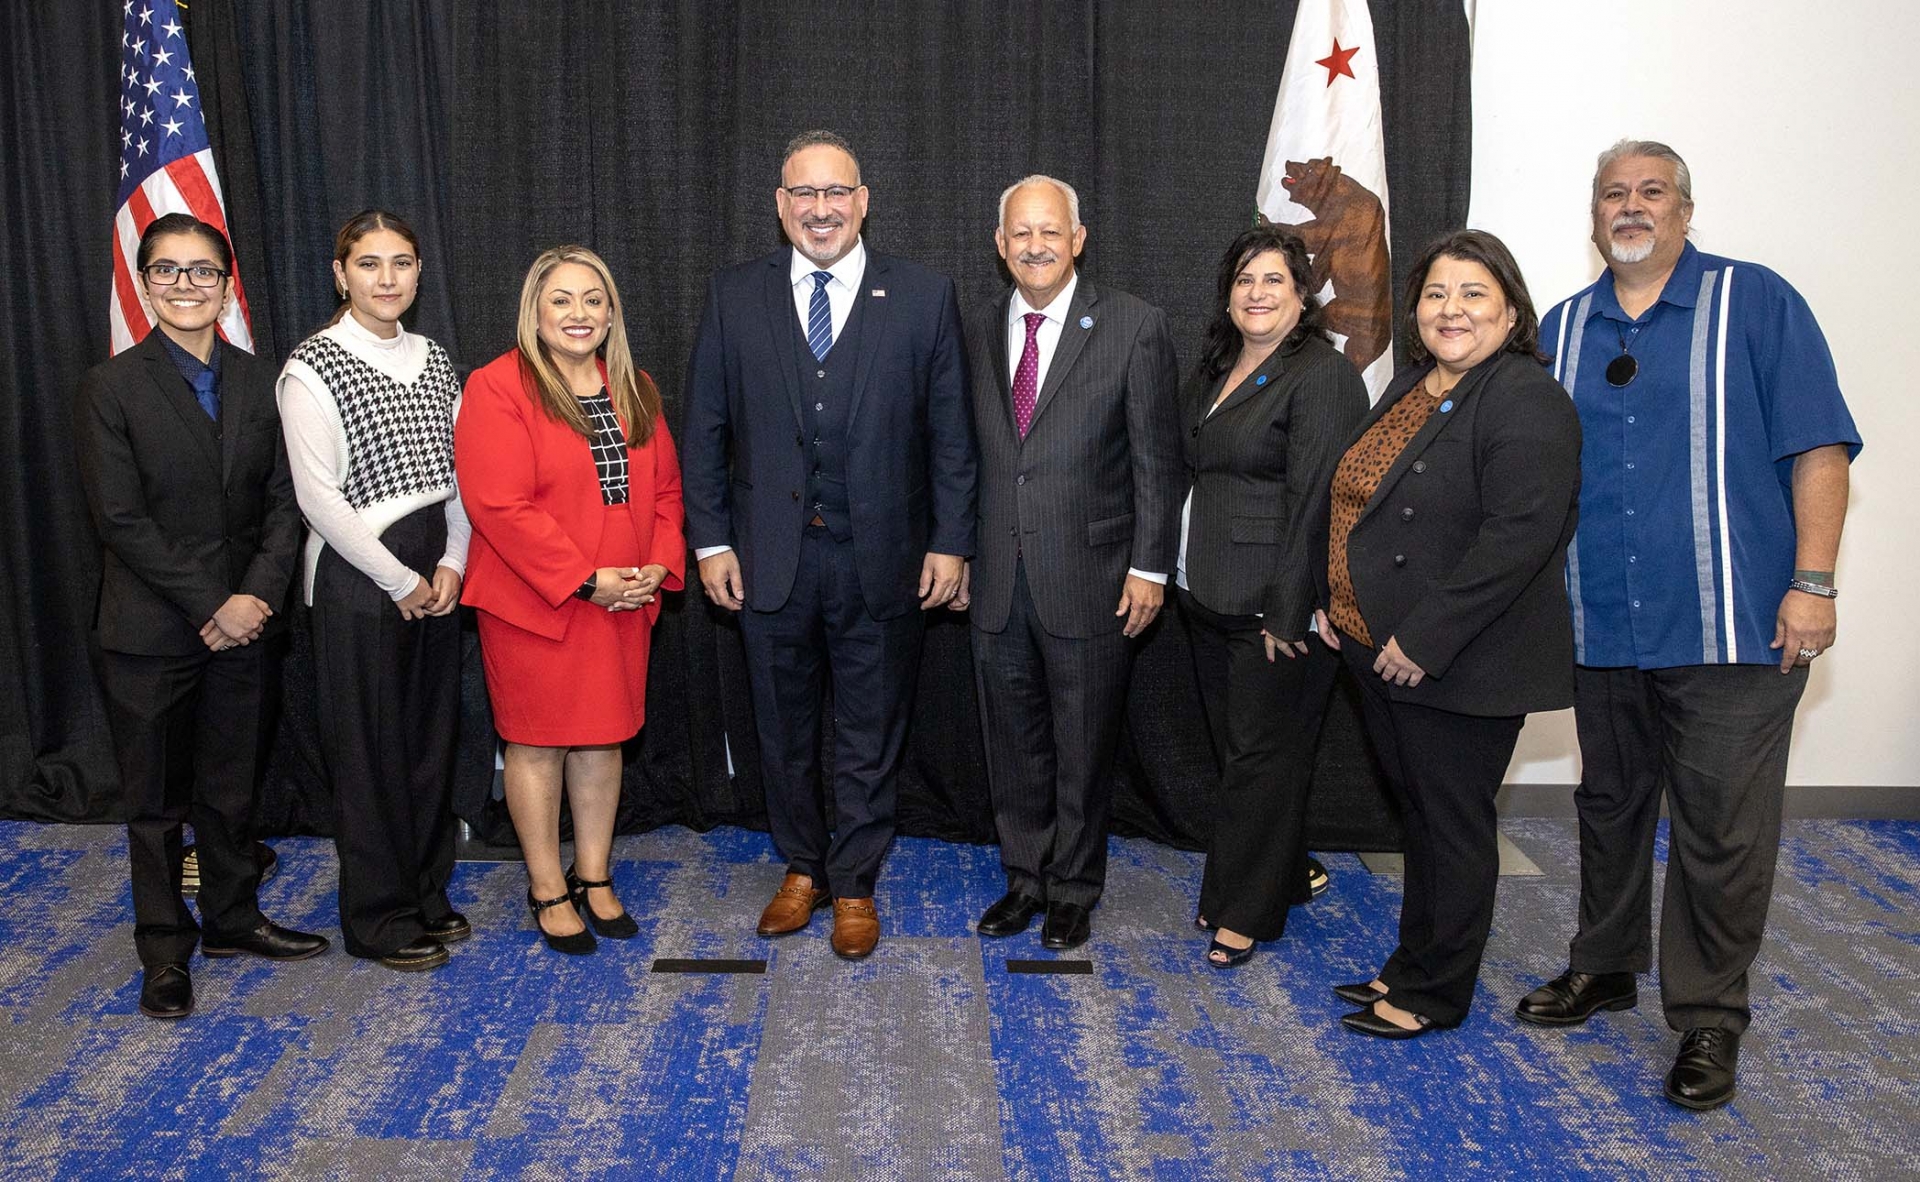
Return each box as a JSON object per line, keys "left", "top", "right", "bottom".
{"left": 1469, "top": 0, "right": 1920, "bottom": 787}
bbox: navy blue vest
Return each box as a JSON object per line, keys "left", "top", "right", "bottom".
{"left": 793, "top": 291, "right": 868, "bottom": 542}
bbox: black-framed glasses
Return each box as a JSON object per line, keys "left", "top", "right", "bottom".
{"left": 141, "top": 263, "right": 231, "bottom": 288}
{"left": 781, "top": 184, "right": 860, "bottom": 204}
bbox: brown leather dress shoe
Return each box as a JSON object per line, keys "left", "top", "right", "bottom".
{"left": 757, "top": 873, "right": 830, "bottom": 936}
{"left": 830, "top": 897, "right": 879, "bottom": 960}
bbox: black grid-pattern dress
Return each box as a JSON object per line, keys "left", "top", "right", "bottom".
{"left": 580, "top": 391, "right": 629, "bottom": 504}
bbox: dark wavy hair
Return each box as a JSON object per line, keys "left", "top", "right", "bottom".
{"left": 1401, "top": 229, "right": 1550, "bottom": 365}
{"left": 325, "top": 209, "right": 422, "bottom": 328}
{"left": 1198, "top": 225, "right": 1328, "bottom": 377}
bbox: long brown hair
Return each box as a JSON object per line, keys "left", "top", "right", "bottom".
{"left": 514, "top": 245, "right": 659, "bottom": 444}
{"left": 326, "top": 209, "right": 422, "bottom": 328}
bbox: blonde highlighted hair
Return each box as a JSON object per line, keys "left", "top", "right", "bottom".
{"left": 514, "top": 245, "right": 659, "bottom": 444}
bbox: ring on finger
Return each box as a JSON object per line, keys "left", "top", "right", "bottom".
{"left": 1797, "top": 647, "right": 1819, "bottom": 659}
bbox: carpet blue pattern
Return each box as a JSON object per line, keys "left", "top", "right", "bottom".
{"left": 1, "top": 818, "right": 1916, "bottom": 1178}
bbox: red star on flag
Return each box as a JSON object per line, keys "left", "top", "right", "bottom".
{"left": 1316, "top": 38, "right": 1361, "bottom": 86}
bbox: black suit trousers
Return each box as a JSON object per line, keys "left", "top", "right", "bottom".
{"left": 1342, "top": 634, "right": 1523, "bottom": 1026}
{"left": 1180, "top": 590, "right": 1339, "bottom": 941}
{"left": 971, "top": 560, "right": 1133, "bottom": 907}
{"left": 311, "top": 508, "right": 460, "bottom": 958}
{"left": 739, "top": 526, "right": 924, "bottom": 898}
{"left": 100, "top": 643, "right": 271, "bottom": 966}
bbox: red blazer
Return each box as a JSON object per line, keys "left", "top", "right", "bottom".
{"left": 457, "top": 350, "right": 685, "bottom": 641}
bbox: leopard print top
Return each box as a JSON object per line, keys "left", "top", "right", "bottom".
{"left": 1326, "top": 390, "right": 1442, "bottom": 647}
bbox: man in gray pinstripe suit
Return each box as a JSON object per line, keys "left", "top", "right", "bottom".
{"left": 959, "top": 176, "right": 1182, "bottom": 950}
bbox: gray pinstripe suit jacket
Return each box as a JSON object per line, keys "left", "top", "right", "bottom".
{"left": 965, "top": 279, "right": 1182, "bottom": 639}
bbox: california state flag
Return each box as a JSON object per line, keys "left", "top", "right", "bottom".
{"left": 1255, "top": 0, "right": 1394, "bottom": 399}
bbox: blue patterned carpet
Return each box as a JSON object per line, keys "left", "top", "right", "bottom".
{"left": 1, "top": 817, "right": 1916, "bottom": 1179}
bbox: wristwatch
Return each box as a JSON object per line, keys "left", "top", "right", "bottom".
{"left": 574, "top": 574, "right": 598, "bottom": 601}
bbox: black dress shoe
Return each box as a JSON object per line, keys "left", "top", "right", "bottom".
{"left": 139, "top": 963, "right": 194, "bottom": 1019}
{"left": 1040, "top": 901, "right": 1091, "bottom": 950}
{"left": 1515, "top": 969, "right": 1638, "bottom": 1027}
{"left": 1333, "top": 980, "right": 1388, "bottom": 1006}
{"left": 378, "top": 936, "right": 452, "bottom": 972}
{"left": 977, "top": 891, "right": 1045, "bottom": 938}
{"left": 528, "top": 889, "right": 596, "bottom": 956}
{"left": 1341, "top": 1003, "right": 1436, "bottom": 1040}
{"left": 423, "top": 912, "right": 472, "bottom": 944}
{"left": 202, "top": 921, "right": 330, "bottom": 961}
{"left": 1665, "top": 1027, "right": 1740, "bottom": 1110}
{"left": 567, "top": 867, "right": 638, "bottom": 939}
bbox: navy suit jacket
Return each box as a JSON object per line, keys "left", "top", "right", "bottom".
{"left": 682, "top": 246, "right": 975, "bottom": 619}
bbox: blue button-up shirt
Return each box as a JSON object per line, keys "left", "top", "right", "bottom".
{"left": 1540, "top": 242, "right": 1861, "bottom": 670}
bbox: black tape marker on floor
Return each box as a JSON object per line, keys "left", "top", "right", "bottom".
{"left": 1006, "top": 959, "right": 1094, "bottom": 975}
{"left": 650, "top": 958, "right": 768, "bottom": 974}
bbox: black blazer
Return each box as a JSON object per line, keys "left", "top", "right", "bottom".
{"left": 1180, "top": 334, "right": 1367, "bottom": 633}
{"left": 681, "top": 246, "right": 976, "bottom": 619}
{"left": 73, "top": 330, "right": 301, "bottom": 657}
{"left": 964, "top": 279, "right": 1182, "bottom": 638}
{"left": 1309, "top": 350, "right": 1582, "bottom": 717}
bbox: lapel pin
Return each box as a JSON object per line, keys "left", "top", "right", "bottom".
{"left": 1440, "top": 400, "right": 1454, "bottom": 413}
{"left": 1079, "top": 315, "right": 1093, "bottom": 329}
{"left": 871, "top": 289, "right": 886, "bottom": 297}
{"left": 1255, "top": 374, "right": 1269, "bottom": 386}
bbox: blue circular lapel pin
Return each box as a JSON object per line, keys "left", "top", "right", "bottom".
{"left": 1255, "top": 374, "right": 1269, "bottom": 386}
{"left": 1440, "top": 399, "right": 1454, "bottom": 413}
{"left": 1079, "top": 315, "right": 1093, "bottom": 329}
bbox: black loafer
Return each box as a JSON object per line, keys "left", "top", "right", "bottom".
{"left": 1665, "top": 1027, "right": 1740, "bottom": 1110}
{"left": 1341, "top": 1003, "right": 1436, "bottom": 1040}
{"left": 423, "top": 912, "right": 472, "bottom": 944}
{"left": 1515, "top": 969, "right": 1637, "bottom": 1027}
{"left": 977, "top": 891, "right": 1045, "bottom": 938}
{"left": 139, "top": 963, "right": 194, "bottom": 1019}
{"left": 202, "top": 920, "right": 329, "bottom": 961}
{"left": 1333, "top": 979, "right": 1387, "bottom": 1006}
{"left": 1040, "top": 901, "right": 1091, "bottom": 950}
{"left": 378, "top": 936, "right": 452, "bottom": 972}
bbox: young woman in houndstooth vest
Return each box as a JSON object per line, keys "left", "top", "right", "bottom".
{"left": 276, "top": 210, "right": 471, "bottom": 972}
{"left": 454, "top": 247, "right": 683, "bottom": 955}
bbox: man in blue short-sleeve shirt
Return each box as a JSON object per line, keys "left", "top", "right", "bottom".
{"left": 1516, "top": 140, "right": 1861, "bottom": 1112}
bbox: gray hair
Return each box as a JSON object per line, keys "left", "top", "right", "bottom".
{"left": 782, "top": 130, "right": 861, "bottom": 184}
{"left": 998, "top": 175, "right": 1081, "bottom": 230}
{"left": 1592, "top": 139, "right": 1693, "bottom": 208}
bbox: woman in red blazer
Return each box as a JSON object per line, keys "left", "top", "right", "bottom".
{"left": 457, "top": 245, "right": 684, "bottom": 955}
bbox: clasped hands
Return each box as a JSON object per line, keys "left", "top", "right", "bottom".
{"left": 590, "top": 564, "right": 669, "bottom": 612}
{"left": 396, "top": 564, "right": 464, "bottom": 621}
{"left": 199, "top": 593, "right": 272, "bottom": 652}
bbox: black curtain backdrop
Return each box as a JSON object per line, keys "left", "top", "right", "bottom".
{"left": 1, "top": 1, "right": 1472, "bottom": 854}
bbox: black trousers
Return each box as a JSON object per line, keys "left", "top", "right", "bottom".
{"left": 739, "top": 526, "right": 923, "bottom": 899}
{"left": 1569, "top": 663, "right": 1807, "bottom": 1034}
{"left": 100, "top": 643, "right": 272, "bottom": 966}
{"left": 1180, "top": 590, "right": 1339, "bottom": 941}
{"left": 971, "top": 561, "right": 1133, "bottom": 908}
{"left": 1342, "top": 636, "right": 1523, "bottom": 1025}
{"left": 311, "top": 508, "right": 460, "bottom": 958}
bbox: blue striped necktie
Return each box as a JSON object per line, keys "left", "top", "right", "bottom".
{"left": 806, "top": 271, "right": 834, "bottom": 361}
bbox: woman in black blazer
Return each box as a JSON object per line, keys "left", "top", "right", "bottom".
{"left": 1310, "top": 229, "right": 1581, "bottom": 1036}
{"left": 1176, "top": 226, "right": 1368, "bottom": 967}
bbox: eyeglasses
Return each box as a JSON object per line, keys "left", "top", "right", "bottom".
{"left": 141, "top": 263, "right": 231, "bottom": 288}
{"left": 782, "top": 184, "right": 860, "bottom": 204}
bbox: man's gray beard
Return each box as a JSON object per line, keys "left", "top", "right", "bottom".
{"left": 1608, "top": 231, "right": 1656, "bottom": 264}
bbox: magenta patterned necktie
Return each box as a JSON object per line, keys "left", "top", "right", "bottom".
{"left": 1013, "top": 312, "right": 1044, "bottom": 437}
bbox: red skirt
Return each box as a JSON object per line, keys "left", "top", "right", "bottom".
{"left": 476, "top": 504, "right": 656, "bottom": 746}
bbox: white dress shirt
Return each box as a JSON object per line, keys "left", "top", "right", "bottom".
{"left": 1008, "top": 272, "right": 1165, "bottom": 585}
{"left": 696, "top": 239, "right": 870, "bottom": 562}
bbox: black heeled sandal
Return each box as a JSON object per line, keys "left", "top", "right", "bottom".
{"left": 567, "top": 865, "right": 639, "bottom": 939}
{"left": 528, "top": 888, "right": 597, "bottom": 955}
{"left": 1206, "top": 937, "right": 1256, "bottom": 969}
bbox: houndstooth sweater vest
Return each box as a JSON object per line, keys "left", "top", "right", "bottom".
{"left": 286, "top": 335, "right": 459, "bottom": 511}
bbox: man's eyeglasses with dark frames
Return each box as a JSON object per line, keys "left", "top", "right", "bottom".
{"left": 781, "top": 185, "right": 860, "bottom": 204}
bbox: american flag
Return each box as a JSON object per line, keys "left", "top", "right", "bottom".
{"left": 111, "top": 0, "right": 253, "bottom": 355}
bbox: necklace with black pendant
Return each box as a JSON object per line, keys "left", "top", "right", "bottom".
{"left": 1606, "top": 323, "right": 1639, "bottom": 387}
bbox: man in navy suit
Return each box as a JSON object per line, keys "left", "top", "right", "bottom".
{"left": 682, "top": 130, "right": 975, "bottom": 959}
